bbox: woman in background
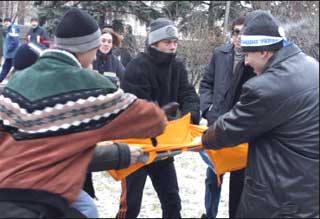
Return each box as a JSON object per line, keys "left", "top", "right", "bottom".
{"left": 93, "top": 28, "right": 125, "bottom": 86}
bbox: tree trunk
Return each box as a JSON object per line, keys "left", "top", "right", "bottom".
{"left": 17, "top": 1, "right": 27, "bottom": 25}
{"left": 10, "top": 1, "right": 14, "bottom": 20}
{"left": 4, "top": 1, "right": 9, "bottom": 18}
{"left": 0, "top": 1, "right": 4, "bottom": 19}
{"left": 224, "top": 1, "right": 231, "bottom": 34}
{"left": 207, "top": 1, "right": 215, "bottom": 31}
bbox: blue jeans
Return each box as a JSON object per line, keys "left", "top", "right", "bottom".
{"left": 72, "top": 190, "right": 99, "bottom": 218}
{"left": 204, "top": 168, "right": 223, "bottom": 218}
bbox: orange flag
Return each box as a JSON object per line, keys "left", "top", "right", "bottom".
{"left": 98, "top": 113, "right": 248, "bottom": 186}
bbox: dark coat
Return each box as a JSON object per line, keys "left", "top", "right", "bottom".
{"left": 3, "top": 24, "right": 19, "bottom": 59}
{"left": 121, "top": 46, "right": 200, "bottom": 124}
{"left": 26, "top": 26, "right": 50, "bottom": 48}
{"left": 199, "top": 43, "right": 255, "bottom": 125}
{"left": 203, "top": 44, "right": 319, "bottom": 218}
{"left": 84, "top": 142, "right": 131, "bottom": 198}
{"left": 92, "top": 49, "right": 125, "bottom": 84}
{"left": 112, "top": 47, "right": 133, "bottom": 68}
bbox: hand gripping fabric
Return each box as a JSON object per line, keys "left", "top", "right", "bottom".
{"left": 98, "top": 114, "right": 248, "bottom": 186}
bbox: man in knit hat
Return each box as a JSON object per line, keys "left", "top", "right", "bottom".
{"left": 202, "top": 10, "right": 319, "bottom": 218}
{"left": 116, "top": 17, "right": 200, "bottom": 218}
{"left": 0, "top": 8, "right": 168, "bottom": 218}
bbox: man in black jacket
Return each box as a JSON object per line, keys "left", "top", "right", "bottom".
{"left": 116, "top": 18, "right": 200, "bottom": 218}
{"left": 26, "top": 17, "right": 50, "bottom": 48}
{"left": 202, "top": 10, "right": 319, "bottom": 218}
{"left": 199, "top": 16, "right": 255, "bottom": 218}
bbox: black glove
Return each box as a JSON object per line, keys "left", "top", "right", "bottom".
{"left": 161, "top": 102, "right": 180, "bottom": 121}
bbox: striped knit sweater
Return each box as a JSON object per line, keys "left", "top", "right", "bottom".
{"left": 0, "top": 49, "right": 167, "bottom": 205}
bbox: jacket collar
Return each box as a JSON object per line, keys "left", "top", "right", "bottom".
{"left": 220, "top": 43, "right": 234, "bottom": 53}
{"left": 262, "top": 43, "right": 302, "bottom": 73}
{"left": 40, "top": 49, "right": 82, "bottom": 67}
{"left": 97, "top": 49, "right": 112, "bottom": 59}
{"left": 146, "top": 46, "right": 176, "bottom": 64}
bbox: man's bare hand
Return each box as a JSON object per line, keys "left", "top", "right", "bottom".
{"left": 129, "top": 146, "right": 143, "bottom": 165}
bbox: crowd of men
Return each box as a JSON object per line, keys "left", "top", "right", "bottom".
{"left": 0, "top": 7, "right": 318, "bottom": 219}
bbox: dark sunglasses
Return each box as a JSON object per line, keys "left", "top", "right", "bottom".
{"left": 232, "top": 29, "right": 241, "bottom": 36}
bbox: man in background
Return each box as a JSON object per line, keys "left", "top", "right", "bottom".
{"left": 0, "top": 17, "right": 19, "bottom": 83}
{"left": 26, "top": 17, "right": 50, "bottom": 48}
{"left": 199, "top": 16, "right": 255, "bottom": 218}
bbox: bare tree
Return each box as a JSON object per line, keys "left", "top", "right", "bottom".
{"left": 178, "top": 15, "right": 225, "bottom": 88}
{"left": 0, "top": 1, "right": 4, "bottom": 19}
{"left": 4, "top": 1, "right": 9, "bottom": 18}
{"left": 249, "top": 1, "right": 319, "bottom": 60}
{"left": 17, "top": 1, "right": 27, "bottom": 24}
{"left": 224, "top": 1, "right": 231, "bottom": 34}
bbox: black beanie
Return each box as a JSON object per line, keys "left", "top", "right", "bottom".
{"left": 13, "top": 43, "right": 45, "bottom": 70}
{"left": 54, "top": 8, "right": 101, "bottom": 53}
{"left": 148, "top": 18, "right": 179, "bottom": 45}
{"left": 241, "top": 10, "right": 285, "bottom": 52}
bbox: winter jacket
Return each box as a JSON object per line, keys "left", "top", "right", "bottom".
{"left": 0, "top": 23, "right": 3, "bottom": 57}
{"left": 121, "top": 46, "right": 200, "bottom": 124}
{"left": 203, "top": 43, "right": 319, "bottom": 218}
{"left": 26, "top": 26, "right": 50, "bottom": 48}
{"left": 0, "top": 49, "right": 167, "bottom": 211}
{"left": 93, "top": 49, "right": 125, "bottom": 85}
{"left": 199, "top": 43, "right": 255, "bottom": 125}
{"left": 123, "top": 33, "right": 138, "bottom": 58}
{"left": 112, "top": 47, "right": 133, "bottom": 68}
{"left": 3, "top": 24, "right": 20, "bottom": 58}
{"left": 88, "top": 142, "right": 131, "bottom": 172}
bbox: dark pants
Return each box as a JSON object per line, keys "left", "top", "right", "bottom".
{"left": 0, "top": 58, "right": 13, "bottom": 82}
{"left": 229, "top": 168, "right": 245, "bottom": 218}
{"left": 117, "top": 158, "right": 181, "bottom": 218}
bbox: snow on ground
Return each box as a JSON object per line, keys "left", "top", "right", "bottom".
{"left": 93, "top": 152, "right": 230, "bottom": 218}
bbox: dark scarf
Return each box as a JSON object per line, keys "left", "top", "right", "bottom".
{"left": 146, "top": 46, "right": 176, "bottom": 64}
{"left": 95, "top": 49, "right": 115, "bottom": 74}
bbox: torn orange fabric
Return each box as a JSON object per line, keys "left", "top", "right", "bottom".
{"left": 99, "top": 113, "right": 248, "bottom": 186}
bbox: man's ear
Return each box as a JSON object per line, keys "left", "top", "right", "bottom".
{"left": 261, "top": 51, "right": 273, "bottom": 60}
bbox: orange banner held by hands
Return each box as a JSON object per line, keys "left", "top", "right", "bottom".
{"left": 98, "top": 113, "right": 248, "bottom": 186}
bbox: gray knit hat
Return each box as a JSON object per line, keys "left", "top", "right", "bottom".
{"left": 54, "top": 8, "right": 101, "bottom": 53}
{"left": 148, "top": 18, "right": 179, "bottom": 45}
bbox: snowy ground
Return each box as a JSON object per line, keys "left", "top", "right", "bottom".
{"left": 92, "top": 152, "right": 230, "bottom": 218}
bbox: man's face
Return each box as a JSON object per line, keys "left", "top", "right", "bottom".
{"left": 4, "top": 21, "right": 11, "bottom": 28}
{"left": 232, "top": 24, "right": 244, "bottom": 49}
{"left": 31, "top": 20, "right": 39, "bottom": 28}
{"left": 154, "top": 39, "right": 178, "bottom": 53}
{"left": 244, "top": 51, "right": 270, "bottom": 75}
